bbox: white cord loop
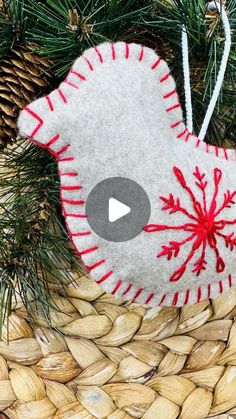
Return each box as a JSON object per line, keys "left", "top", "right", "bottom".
{"left": 182, "top": 28, "right": 193, "bottom": 133}
{"left": 182, "top": 1, "right": 231, "bottom": 141}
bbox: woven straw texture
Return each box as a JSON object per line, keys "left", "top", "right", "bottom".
{"left": 1, "top": 271, "right": 236, "bottom": 419}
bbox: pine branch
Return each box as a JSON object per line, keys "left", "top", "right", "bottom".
{"left": 22, "top": 0, "right": 153, "bottom": 76}
{"left": 0, "top": 140, "right": 80, "bottom": 334}
{"left": 3, "top": 0, "right": 234, "bottom": 144}
{"left": 142, "top": 0, "right": 236, "bottom": 145}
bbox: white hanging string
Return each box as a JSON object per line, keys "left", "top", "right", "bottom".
{"left": 182, "top": 28, "right": 193, "bottom": 133}
{"left": 181, "top": 1, "right": 231, "bottom": 141}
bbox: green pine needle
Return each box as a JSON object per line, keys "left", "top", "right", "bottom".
{"left": 0, "top": 141, "right": 79, "bottom": 333}
{"left": 22, "top": 0, "right": 152, "bottom": 76}
{"left": 0, "top": 0, "right": 236, "bottom": 332}
{"left": 2, "top": 0, "right": 235, "bottom": 144}
{"left": 143, "top": 0, "right": 236, "bottom": 144}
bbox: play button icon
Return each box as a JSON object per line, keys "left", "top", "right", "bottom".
{"left": 86, "top": 177, "right": 151, "bottom": 242}
{"left": 109, "top": 198, "right": 131, "bottom": 223}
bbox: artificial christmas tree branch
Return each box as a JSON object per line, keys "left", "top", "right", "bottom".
{"left": 0, "top": 141, "right": 79, "bottom": 333}
{"left": 143, "top": 0, "right": 236, "bottom": 145}
{"left": 22, "top": 0, "right": 153, "bottom": 76}
{"left": 1, "top": 0, "right": 235, "bottom": 142}
{"left": 0, "top": 0, "right": 235, "bottom": 331}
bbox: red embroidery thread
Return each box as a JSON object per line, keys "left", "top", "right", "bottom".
{"left": 139, "top": 46, "right": 144, "bottom": 61}
{"left": 144, "top": 166, "right": 236, "bottom": 282}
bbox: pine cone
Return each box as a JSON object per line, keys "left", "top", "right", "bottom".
{"left": 0, "top": 48, "right": 53, "bottom": 148}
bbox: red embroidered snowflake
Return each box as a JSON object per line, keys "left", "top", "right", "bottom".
{"left": 144, "top": 166, "right": 236, "bottom": 282}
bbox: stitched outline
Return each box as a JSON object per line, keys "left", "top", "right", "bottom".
{"left": 72, "top": 231, "right": 91, "bottom": 237}
{"left": 23, "top": 41, "right": 236, "bottom": 307}
{"left": 132, "top": 287, "right": 144, "bottom": 302}
{"left": 94, "top": 46, "right": 103, "bottom": 63}
{"left": 46, "top": 134, "right": 60, "bottom": 147}
{"left": 58, "top": 171, "right": 78, "bottom": 177}
{"left": 62, "top": 199, "right": 85, "bottom": 205}
{"left": 97, "top": 270, "right": 113, "bottom": 284}
{"left": 151, "top": 57, "right": 161, "bottom": 70}
{"left": 166, "top": 103, "right": 181, "bottom": 112}
{"left": 58, "top": 89, "right": 67, "bottom": 103}
{"left": 139, "top": 46, "right": 144, "bottom": 62}
{"left": 122, "top": 283, "right": 132, "bottom": 296}
{"left": 112, "top": 279, "right": 123, "bottom": 294}
{"left": 45, "top": 95, "right": 54, "bottom": 111}
{"left": 111, "top": 43, "right": 116, "bottom": 60}
{"left": 125, "top": 43, "right": 130, "bottom": 59}
{"left": 70, "top": 68, "right": 86, "bottom": 81}
{"left": 64, "top": 80, "right": 79, "bottom": 90}
{"left": 86, "top": 259, "right": 105, "bottom": 271}
{"left": 178, "top": 129, "right": 234, "bottom": 162}
{"left": 83, "top": 56, "right": 94, "bottom": 71}
{"left": 24, "top": 107, "right": 43, "bottom": 137}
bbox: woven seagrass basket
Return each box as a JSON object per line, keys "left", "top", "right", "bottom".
{"left": 0, "top": 270, "right": 236, "bottom": 419}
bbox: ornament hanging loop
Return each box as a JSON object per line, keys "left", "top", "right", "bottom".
{"left": 182, "top": 1, "right": 231, "bottom": 141}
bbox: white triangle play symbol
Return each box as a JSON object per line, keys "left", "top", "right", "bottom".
{"left": 109, "top": 197, "right": 131, "bottom": 223}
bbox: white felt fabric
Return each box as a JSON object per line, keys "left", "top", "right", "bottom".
{"left": 17, "top": 42, "right": 236, "bottom": 306}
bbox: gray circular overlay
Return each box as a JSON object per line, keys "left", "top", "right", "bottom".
{"left": 85, "top": 177, "right": 151, "bottom": 242}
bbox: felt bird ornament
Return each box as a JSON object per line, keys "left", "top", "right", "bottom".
{"left": 17, "top": 2, "right": 235, "bottom": 307}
